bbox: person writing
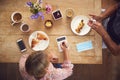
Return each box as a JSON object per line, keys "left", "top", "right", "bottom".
{"left": 19, "top": 42, "right": 73, "bottom": 80}
{"left": 88, "top": 0, "right": 120, "bottom": 56}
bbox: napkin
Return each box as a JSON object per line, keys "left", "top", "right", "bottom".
{"left": 76, "top": 41, "right": 93, "bottom": 52}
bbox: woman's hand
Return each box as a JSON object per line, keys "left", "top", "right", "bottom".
{"left": 89, "top": 14, "right": 103, "bottom": 22}
{"left": 88, "top": 20, "right": 106, "bottom": 37}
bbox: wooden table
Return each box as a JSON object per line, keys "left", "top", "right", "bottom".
{"left": 0, "top": 0, "right": 102, "bottom": 64}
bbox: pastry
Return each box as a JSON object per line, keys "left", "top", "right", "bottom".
{"left": 45, "top": 21, "right": 52, "bottom": 27}
{"left": 31, "top": 38, "right": 39, "bottom": 48}
{"left": 37, "top": 33, "right": 48, "bottom": 40}
{"left": 75, "top": 20, "right": 85, "bottom": 33}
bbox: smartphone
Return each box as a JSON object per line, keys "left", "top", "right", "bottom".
{"left": 56, "top": 36, "right": 67, "bottom": 52}
{"left": 17, "top": 39, "right": 27, "bottom": 52}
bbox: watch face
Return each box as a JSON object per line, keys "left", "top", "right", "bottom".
{"left": 53, "top": 10, "right": 62, "bottom": 20}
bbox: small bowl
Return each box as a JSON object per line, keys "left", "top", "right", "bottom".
{"left": 52, "top": 9, "right": 62, "bottom": 20}
{"left": 44, "top": 20, "right": 53, "bottom": 28}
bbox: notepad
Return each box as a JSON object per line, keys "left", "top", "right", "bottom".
{"left": 76, "top": 41, "right": 93, "bottom": 52}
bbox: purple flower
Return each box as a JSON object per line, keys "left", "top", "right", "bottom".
{"left": 46, "top": 4, "right": 52, "bottom": 14}
{"left": 27, "top": 0, "right": 52, "bottom": 20}
{"left": 38, "top": 0, "right": 42, "bottom": 4}
{"left": 26, "top": 2, "right": 33, "bottom": 7}
{"left": 37, "top": 0, "right": 42, "bottom": 4}
{"left": 31, "top": 13, "right": 39, "bottom": 19}
{"left": 38, "top": 12, "right": 44, "bottom": 20}
{"left": 31, "top": 12, "right": 44, "bottom": 20}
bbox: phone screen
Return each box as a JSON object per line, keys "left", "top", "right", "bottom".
{"left": 17, "top": 39, "right": 26, "bottom": 52}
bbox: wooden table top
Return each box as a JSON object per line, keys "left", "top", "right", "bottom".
{"left": 0, "top": 0, "right": 102, "bottom": 64}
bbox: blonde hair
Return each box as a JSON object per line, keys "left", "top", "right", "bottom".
{"left": 25, "top": 51, "right": 49, "bottom": 79}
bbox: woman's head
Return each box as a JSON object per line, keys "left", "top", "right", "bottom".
{"left": 25, "top": 51, "right": 49, "bottom": 79}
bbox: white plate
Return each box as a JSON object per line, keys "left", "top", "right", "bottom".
{"left": 29, "top": 31, "right": 49, "bottom": 51}
{"left": 71, "top": 15, "right": 91, "bottom": 36}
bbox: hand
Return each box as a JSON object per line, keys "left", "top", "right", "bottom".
{"left": 89, "top": 14, "right": 103, "bottom": 22}
{"left": 60, "top": 41, "right": 69, "bottom": 53}
{"left": 50, "top": 58, "right": 58, "bottom": 63}
{"left": 48, "top": 52, "right": 58, "bottom": 63}
{"left": 87, "top": 20, "right": 106, "bottom": 37}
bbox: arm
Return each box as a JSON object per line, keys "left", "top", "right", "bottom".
{"left": 100, "top": 3, "right": 118, "bottom": 19}
{"left": 48, "top": 41, "right": 70, "bottom": 62}
{"left": 102, "top": 30, "right": 120, "bottom": 56}
{"left": 60, "top": 42, "right": 69, "bottom": 61}
{"left": 48, "top": 42, "right": 73, "bottom": 79}
{"left": 89, "top": 3, "right": 119, "bottom": 22}
{"left": 52, "top": 67, "right": 73, "bottom": 79}
{"left": 49, "top": 61, "right": 73, "bottom": 79}
{"left": 88, "top": 21, "right": 120, "bottom": 56}
{"left": 63, "top": 49, "right": 69, "bottom": 61}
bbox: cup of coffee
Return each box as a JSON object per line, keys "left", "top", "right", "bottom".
{"left": 66, "top": 8, "right": 74, "bottom": 18}
{"left": 20, "top": 23, "right": 30, "bottom": 32}
{"left": 11, "top": 12, "right": 22, "bottom": 25}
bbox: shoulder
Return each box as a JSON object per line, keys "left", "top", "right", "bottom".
{"left": 19, "top": 54, "right": 29, "bottom": 66}
{"left": 19, "top": 53, "right": 30, "bottom": 73}
{"left": 19, "top": 53, "right": 36, "bottom": 80}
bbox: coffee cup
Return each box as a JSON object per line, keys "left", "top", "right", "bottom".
{"left": 11, "top": 12, "right": 22, "bottom": 25}
{"left": 66, "top": 8, "right": 74, "bottom": 18}
{"left": 20, "top": 23, "right": 30, "bottom": 32}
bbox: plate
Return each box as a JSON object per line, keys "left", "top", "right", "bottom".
{"left": 29, "top": 31, "right": 49, "bottom": 51}
{"left": 71, "top": 15, "right": 91, "bottom": 35}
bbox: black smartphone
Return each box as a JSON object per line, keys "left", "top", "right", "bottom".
{"left": 17, "top": 39, "right": 27, "bottom": 52}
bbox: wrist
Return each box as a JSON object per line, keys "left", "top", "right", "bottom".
{"left": 96, "top": 25, "right": 107, "bottom": 37}
{"left": 63, "top": 49, "right": 69, "bottom": 54}
{"left": 63, "top": 49, "right": 69, "bottom": 60}
{"left": 100, "top": 30, "right": 108, "bottom": 38}
{"left": 99, "top": 14, "right": 105, "bottom": 21}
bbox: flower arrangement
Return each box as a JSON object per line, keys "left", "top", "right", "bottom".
{"left": 26, "top": 0, "right": 52, "bottom": 20}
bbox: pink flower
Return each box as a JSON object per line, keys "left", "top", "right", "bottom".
{"left": 46, "top": 4, "right": 52, "bottom": 14}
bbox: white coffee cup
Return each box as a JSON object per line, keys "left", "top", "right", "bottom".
{"left": 20, "top": 23, "right": 30, "bottom": 32}
{"left": 11, "top": 12, "right": 22, "bottom": 25}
